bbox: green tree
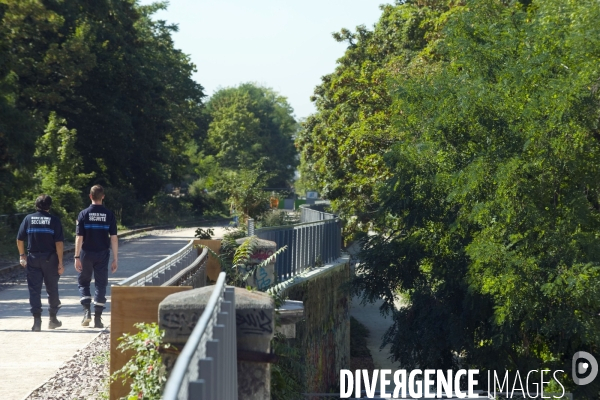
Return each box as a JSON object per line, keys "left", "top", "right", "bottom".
{"left": 207, "top": 90, "right": 262, "bottom": 168}
{"left": 351, "top": 0, "right": 600, "bottom": 397}
{"left": 0, "top": 0, "right": 206, "bottom": 224}
{"left": 64, "top": 1, "right": 205, "bottom": 207}
{"left": 0, "top": 0, "right": 95, "bottom": 212}
{"left": 16, "top": 113, "right": 94, "bottom": 236}
{"left": 296, "top": 2, "right": 452, "bottom": 225}
{"left": 214, "top": 167, "right": 273, "bottom": 220}
{"left": 204, "top": 83, "right": 298, "bottom": 189}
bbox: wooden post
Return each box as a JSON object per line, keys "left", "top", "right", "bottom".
{"left": 109, "top": 286, "right": 191, "bottom": 400}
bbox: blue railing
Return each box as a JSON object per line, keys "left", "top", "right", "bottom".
{"left": 299, "top": 203, "right": 335, "bottom": 222}
{"left": 252, "top": 205, "right": 341, "bottom": 281}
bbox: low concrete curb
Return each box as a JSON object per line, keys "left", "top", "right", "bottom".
{"left": 266, "top": 254, "right": 351, "bottom": 295}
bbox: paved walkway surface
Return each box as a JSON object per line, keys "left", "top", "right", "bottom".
{"left": 350, "top": 295, "right": 408, "bottom": 396}
{"left": 348, "top": 239, "right": 406, "bottom": 395}
{"left": 0, "top": 226, "right": 229, "bottom": 400}
{"left": 350, "top": 296, "right": 402, "bottom": 371}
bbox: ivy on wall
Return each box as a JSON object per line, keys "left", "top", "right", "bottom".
{"left": 282, "top": 263, "right": 351, "bottom": 393}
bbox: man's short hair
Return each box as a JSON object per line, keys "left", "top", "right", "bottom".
{"left": 90, "top": 185, "right": 105, "bottom": 201}
{"left": 35, "top": 194, "right": 52, "bottom": 211}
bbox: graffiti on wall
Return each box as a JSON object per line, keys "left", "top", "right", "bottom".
{"left": 236, "top": 309, "right": 273, "bottom": 335}
{"left": 161, "top": 311, "right": 200, "bottom": 336}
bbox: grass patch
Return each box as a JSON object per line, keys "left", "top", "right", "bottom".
{"left": 93, "top": 350, "right": 109, "bottom": 365}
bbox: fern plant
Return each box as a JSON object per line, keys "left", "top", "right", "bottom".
{"left": 199, "top": 235, "right": 287, "bottom": 289}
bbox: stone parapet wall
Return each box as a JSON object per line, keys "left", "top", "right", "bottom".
{"left": 269, "top": 256, "right": 350, "bottom": 393}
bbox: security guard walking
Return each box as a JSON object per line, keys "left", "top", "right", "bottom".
{"left": 74, "top": 185, "right": 118, "bottom": 328}
{"left": 16, "top": 194, "right": 64, "bottom": 331}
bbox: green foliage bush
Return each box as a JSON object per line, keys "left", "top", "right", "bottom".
{"left": 218, "top": 227, "right": 248, "bottom": 264}
{"left": 103, "top": 186, "right": 139, "bottom": 227}
{"left": 204, "top": 234, "right": 287, "bottom": 288}
{"left": 302, "top": 0, "right": 600, "bottom": 398}
{"left": 212, "top": 167, "right": 272, "bottom": 220}
{"left": 112, "top": 323, "right": 170, "bottom": 400}
{"left": 194, "top": 227, "right": 214, "bottom": 240}
{"left": 271, "top": 333, "right": 305, "bottom": 400}
{"left": 14, "top": 113, "right": 94, "bottom": 240}
{"left": 258, "top": 210, "right": 296, "bottom": 228}
{"left": 187, "top": 178, "right": 223, "bottom": 216}
{"left": 142, "top": 193, "right": 193, "bottom": 225}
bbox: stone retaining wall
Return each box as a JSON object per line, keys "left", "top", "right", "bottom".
{"left": 270, "top": 256, "right": 350, "bottom": 393}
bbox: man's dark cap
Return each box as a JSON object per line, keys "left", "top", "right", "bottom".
{"left": 35, "top": 194, "right": 52, "bottom": 211}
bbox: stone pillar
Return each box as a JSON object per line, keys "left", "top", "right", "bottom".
{"left": 235, "top": 238, "right": 276, "bottom": 290}
{"left": 158, "top": 285, "right": 214, "bottom": 372}
{"left": 158, "top": 286, "right": 275, "bottom": 400}
{"left": 234, "top": 288, "right": 274, "bottom": 400}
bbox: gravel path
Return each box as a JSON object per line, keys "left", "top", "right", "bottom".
{"left": 26, "top": 330, "right": 110, "bottom": 400}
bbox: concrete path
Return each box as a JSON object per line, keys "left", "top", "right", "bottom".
{"left": 350, "top": 296, "right": 402, "bottom": 371}
{"left": 350, "top": 294, "right": 410, "bottom": 397}
{"left": 348, "top": 239, "right": 407, "bottom": 395}
{"left": 0, "top": 226, "right": 228, "bottom": 400}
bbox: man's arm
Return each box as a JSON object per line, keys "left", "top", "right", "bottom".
{"left": 110, "top": 235, "right": 118, "bottom": 273}
{"left": 16, "top": 240, "right": 26, "bottom": 267}
{"left": 55, "top": 241, "right": 64, "bottom": 275}
{"left": 74, "top": 235, "right": 83, "bottom": 272}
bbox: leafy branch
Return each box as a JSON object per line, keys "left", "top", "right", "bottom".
{"left": 111, "top": 323, "right": 171, "bottom": 400}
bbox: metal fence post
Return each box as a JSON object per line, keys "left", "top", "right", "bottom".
{"left": 198, "top": 359, "right": 214, "bottom": 400}
{"left": 189, "top": 379, "right": 206, "bottom": 400}
{"left": 248, "top": 218, "right": 254, "bottom": 236}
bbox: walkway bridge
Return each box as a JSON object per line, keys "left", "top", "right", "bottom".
{"left": 111, "top": 204, "right": 351, "bottom": 400}
{"left": 109, "top": 205, "right": 478, "bottom": 399}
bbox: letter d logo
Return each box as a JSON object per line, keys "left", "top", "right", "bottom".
{"left": 572, "top": 351, "right": 598, "bottom": 385}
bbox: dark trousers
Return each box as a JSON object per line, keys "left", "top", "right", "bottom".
{"left": 27, "top": 252, "right": 61, "bottom": 315}
{"left": 78, "top": 249, "right": 109, "bottom": 311}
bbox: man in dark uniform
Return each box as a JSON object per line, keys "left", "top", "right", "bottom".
{"left": 74, "top": 184, "right": 118, "bottom": 328}
{"left": 16, "top": 194, "right": 64, "bottom": 331}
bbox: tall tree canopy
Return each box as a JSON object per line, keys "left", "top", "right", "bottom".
{"left": 0, "top": 0, "right": 94, "bottom": 211}
{"left": 296, "top": 1, "right": 451, "bottom": 224}
{"left": 0, "top": 0, "right": 204, "bottom": 225}
{"left": 301, "top": 0, "right": 600, "bottom": 397}
{"left": 203, "top": 83, "right": 298, "bottom": 189}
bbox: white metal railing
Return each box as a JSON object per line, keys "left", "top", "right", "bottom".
{"left": 116, "top": 240, "right": 202, "bottom": 287}
{"left": 299, "top": 204, "right": 335, "bottom": 222}
{"left": 162, "top": 272, "right": 238, "bottom": 400}
{"left": 163, "top": 247, "right": 208, "bottom": 288}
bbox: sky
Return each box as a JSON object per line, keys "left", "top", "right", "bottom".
{"left": 138, "top": 0, "right": 391, "bottom": 119}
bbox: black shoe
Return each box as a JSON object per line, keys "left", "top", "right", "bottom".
{"left": 48, "top": 313, "right": 62, "bottom": 329}
{"left": 94, "top": 315, "right": 104, "bottom": 329}
{"left": 81, "top": 308, "right": 92, "bottom": 326}
{"left": 32, "top": 314, "right": 42, "bottom": 332}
